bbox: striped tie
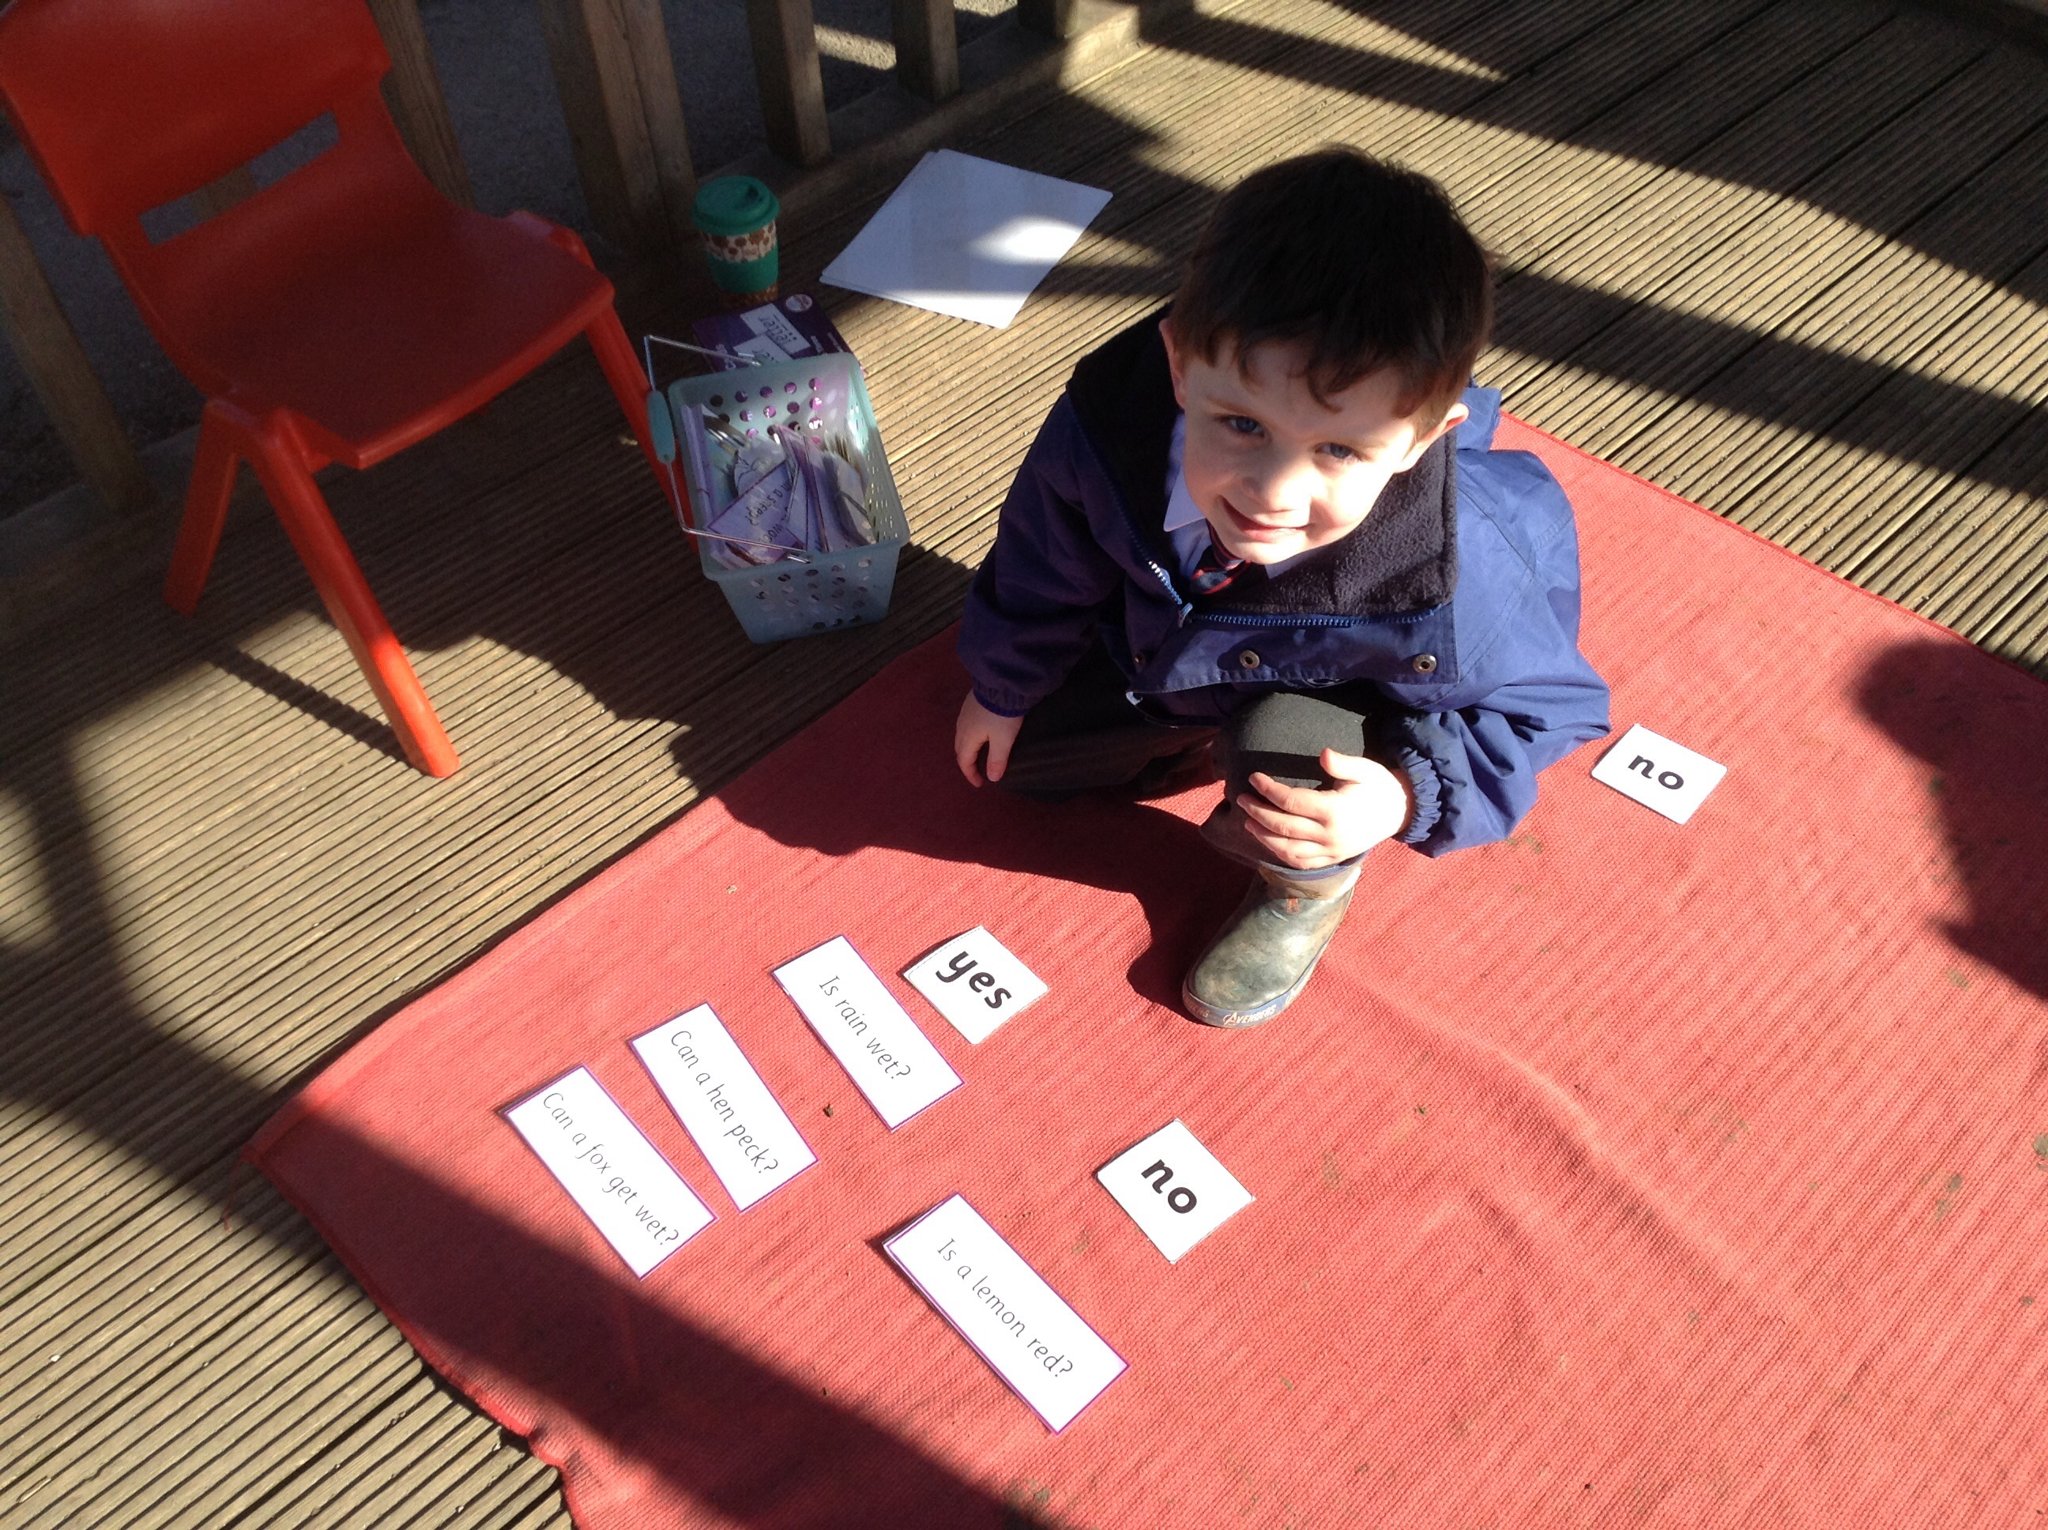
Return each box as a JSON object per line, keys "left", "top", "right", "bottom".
{"left": 1190, "top": 540, "right": 1245, "bottom": 597}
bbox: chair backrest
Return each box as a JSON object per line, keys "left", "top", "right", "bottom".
{"left": 0, "top": 0, "right": 391, "bottom": 236}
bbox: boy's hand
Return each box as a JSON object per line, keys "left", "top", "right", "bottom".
{"left": 955, "top": 691, "right": 1025, "bottom": 787}
{"left": 1239, "top": 748, "right": 1412, "bottom": 869}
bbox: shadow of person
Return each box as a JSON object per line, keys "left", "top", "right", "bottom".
{"left": 249, "top": 1116, "right": 1085, "bottom": 1530}
{"left": 341, "top": 378, "right": 1237, "bottom": 1014}
{"left": 0, "top": 740, "right": 1081, "bottom": 1528}
{"left": 698, "top": 611, "right": 1243, "bottom": 1014}
{"left": 1855, "top": 636, "right": 2048, "bottom": 1005}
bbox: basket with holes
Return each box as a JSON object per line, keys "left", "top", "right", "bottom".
{"left": 646, "top": 352, "right": 908, "bottom": 643}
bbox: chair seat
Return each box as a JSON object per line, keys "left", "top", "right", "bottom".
{"left": 182, "top": 197, "right": 616, "bottom": 469}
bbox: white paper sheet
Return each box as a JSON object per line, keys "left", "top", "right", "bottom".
{"left": 503, "top": 1066, "right": 713, "bottom": 1277}
{"left": 1590, "top": 722, "right": 1729, "bottom": 825}
{"left": 884, "top": 1194, "right": 1127, "bottom": 1431}
{"left": 772, "top": 936, "right": 962, "bottom": 1127}
{"left": 821, "top": 150, "right": 1112, "bottom": 328}
{"left": 630, "top": 1006, "right": 816, "bottom": 1211}
{"left": 1096, "top": 1119, "right": 1254, "bottom": 1263}
{"left": 901, "top": 926, "right": 1048, "bottom": 1044}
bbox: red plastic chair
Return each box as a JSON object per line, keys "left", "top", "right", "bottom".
{"left": 0, "top": 0, "right": 663, "bottom": 776}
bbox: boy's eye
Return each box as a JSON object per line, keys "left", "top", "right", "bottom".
{"left": 1320, "top": 443, "right": 1361, "bottom": 462}
{"left": 1219, "top": 414, "right": 1262, "bottom": 437}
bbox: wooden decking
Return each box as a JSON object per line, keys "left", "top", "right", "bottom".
{"left": 5, "top": 0, "right": 2046, "bottom": 1523}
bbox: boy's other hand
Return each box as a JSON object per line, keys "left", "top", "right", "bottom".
{"left": 1240, "top": 748, "right": 1412, "bottom": 868}
{"left": 955, "top": 691, "right": 1025, "bottom": 787}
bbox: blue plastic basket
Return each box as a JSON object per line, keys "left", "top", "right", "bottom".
{"left": 651, "top": 353, "right": 907, "bottom": 644}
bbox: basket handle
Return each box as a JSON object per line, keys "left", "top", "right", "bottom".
{"left": 645, "top": 391, "right": 676, "bottom": 464}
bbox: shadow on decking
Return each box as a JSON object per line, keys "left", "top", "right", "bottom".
{"left": 1, "top": 794, "right": 1077, "bottom": 1530}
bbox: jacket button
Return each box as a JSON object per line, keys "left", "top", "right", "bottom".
{"left": 1237, "top": 650, "right": 1261, "bottom": 670}
{"left": 1411, "top": 653, "right": 1438, "bottom": 674}
{"left": 1132, "top": 653, "right": 1146, "bottom": 670}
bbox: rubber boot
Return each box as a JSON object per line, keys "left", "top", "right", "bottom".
{"left": 1181, "top": 859, "right": 1360, "bottom": 1028}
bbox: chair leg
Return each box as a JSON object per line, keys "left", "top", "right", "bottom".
{"left": 165, "top": 405, "right": 241, "bottom": 614}
{"left": 515, "top": 216, "right": 679, "bottom": 513}
{"left": 582, "top": 306, "right": 682, "bottom": 515}
{"left": 235, "top": 410, "right": 460, "bottom": 778}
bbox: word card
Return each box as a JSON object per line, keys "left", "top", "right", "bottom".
{"left": 773, "top": 936, "right": 962, "bottom": 1128}
{"left": 1591, "top": 722, "right": 1729, "bottom": 825}
{"left": 1097, "top": 1119, "right": 1253, "bottom": 1263}
{"left": 631, "top": 1006, "right": 815, "bottom": 1211}
{"left": 884, "top": 1194, "right": 1127, "bottom": 1431}
{"left": 902, "top": 926, "right": 1048, "bottom": 1044}
{"left": 503, "top": 1066, "right": 713, "bottom": 1277}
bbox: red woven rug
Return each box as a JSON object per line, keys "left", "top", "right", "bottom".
{"left": 250, "top": 418, "right": 2048, "bottom": 1528}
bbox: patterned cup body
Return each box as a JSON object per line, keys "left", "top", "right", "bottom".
{"left": 701, "top": 222, "right": 778, "bottom": 303}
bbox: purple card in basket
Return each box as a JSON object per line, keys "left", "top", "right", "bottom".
{"left": 690, "top": 294, "right": 852, "bottom": 370}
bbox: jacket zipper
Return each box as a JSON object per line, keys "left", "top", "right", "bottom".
{"left": 1198, "top": 610, "right": 1358, "bottom": 630}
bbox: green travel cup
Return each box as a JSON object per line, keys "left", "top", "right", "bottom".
{"left": 692, "top": 176, "right": 780, "bottom": 306}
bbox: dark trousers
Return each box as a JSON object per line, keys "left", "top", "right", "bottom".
{"left": 997, "top": 645, "right": 1382, "bottom": 845}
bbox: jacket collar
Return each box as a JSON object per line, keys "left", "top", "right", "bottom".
{"left": 1066, "top": 308, "right": 1458, "bottom": 616}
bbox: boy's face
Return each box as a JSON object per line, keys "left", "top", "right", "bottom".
{"left": 1162, "top": 320, "right": 1467, "bottom": 566}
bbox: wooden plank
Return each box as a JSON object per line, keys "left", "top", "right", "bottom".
{"left": 366, "top": 0, "right": 475, "bottom": 207}
{"left": 748, "top": 0, "right": 832, "bottom": 167}
{"left": 894, "top": 0, "right": 961, "bottom": 101}
{"left": 1486, "top": 10, "right": 1988, "bottom": 401}
{"left": 1018, "top": 0, "right": 1080, "bottom": 40}
{"left": 615, "top": 0, "right": 699, "bottom": 254}
{"left": 0, "top": 1204, "right": 349, "bottom": 1464}
{"left": 0, "top": 0, "right": 1949, "bottom": 983}
{"left": 0, "top": 195, "right": 151, "bottom": 516}
{"left": 1623, "top": 159, "right": 2048, "bottom": 557}
{"left": 29, "top": 1305, "right": 409, "bottom": 1524}
{"left": 539, "top": 0, "right": 636, "bottom": 247}
{"left": 537, "top": 0, "right": 697, "bottom": 254}
{"left": 1017, "top": 0, "right": 1169, "bottom": 45}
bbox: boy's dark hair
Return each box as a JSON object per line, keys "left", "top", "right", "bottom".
{"left": 1169, "top": 148, "right": 1492, "bottom": 425}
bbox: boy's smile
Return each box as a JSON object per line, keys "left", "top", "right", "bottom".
{"left": 1162, "top": 320, "right": 1466, "bottom": 567}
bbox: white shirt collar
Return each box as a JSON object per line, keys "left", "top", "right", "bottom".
{"left": 1164, "top": 414, "right": 1207, "bottom": 534}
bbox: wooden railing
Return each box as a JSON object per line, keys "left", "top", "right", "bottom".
{"left": 0, "top": 0, "right": 1166, "bottom": 519}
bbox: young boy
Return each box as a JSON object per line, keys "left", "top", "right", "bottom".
{"left": 954, "top": 150, "right": 1610, "bottom": 1027}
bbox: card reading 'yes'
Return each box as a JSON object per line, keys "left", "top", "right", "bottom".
{"left": 773, "top": 936, "right": 962, "bottom": 1128}
{"left": 902, "top": 926, "right": 1048, "bottom": 1043}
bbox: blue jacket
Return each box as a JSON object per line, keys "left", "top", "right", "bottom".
{"left": 959, "top": 314, "right": 1610, "bottom": 855}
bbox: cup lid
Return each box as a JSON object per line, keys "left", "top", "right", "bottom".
{"left": 692, "top": 176, "right": 780, "bottom": 237}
